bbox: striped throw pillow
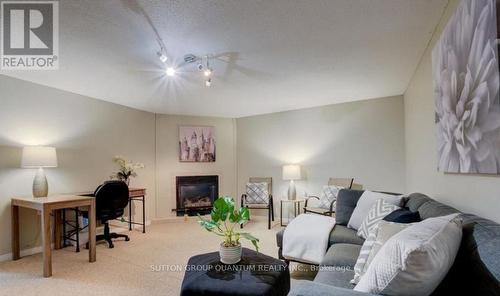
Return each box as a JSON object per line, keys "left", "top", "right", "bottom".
{"left": 357, "top": 198, "right": 400, "bottom": 239}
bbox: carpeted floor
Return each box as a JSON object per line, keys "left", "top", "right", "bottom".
{"left": 0, "top": 217, "right": 315, "bottom": 296}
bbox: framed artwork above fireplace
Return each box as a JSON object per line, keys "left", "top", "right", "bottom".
{"left": 179, "top": 126, "right": 216, "bottom": 162}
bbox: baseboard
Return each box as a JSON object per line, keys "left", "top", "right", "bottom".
{"left": 0, "top": 221, "right": 151, "bottom": 262}
{"left": 0, "top": 243, "right": 55, "bottom": 263}
{"left": 152, "top": 215, "right": 209, "bottom": 224}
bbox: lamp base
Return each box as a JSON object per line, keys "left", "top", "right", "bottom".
{"left": 33, "top": 168, "right": 48, "bottom": 198}
{"left": 287, "top": 180, "right": 296, "bottom": 200}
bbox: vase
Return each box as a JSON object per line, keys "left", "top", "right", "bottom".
{"left": 219, "top": 243, "right": 242, "bottom": 264}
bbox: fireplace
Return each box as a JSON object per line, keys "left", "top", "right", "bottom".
{"left": 175, "top": 175, "right": 218, "bottom": 216}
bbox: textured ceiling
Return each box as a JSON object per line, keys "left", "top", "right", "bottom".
{"left": 0, "top": 0, "right": 448, "bottom": 117}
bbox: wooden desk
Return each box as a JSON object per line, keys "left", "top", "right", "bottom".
{"left": 126, "top": 188, "right": 146, "bottom": 233}
{"left": 11, "top": 195, "right": 96, "bottom": 277}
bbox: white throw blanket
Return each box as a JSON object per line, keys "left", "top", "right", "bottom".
{"left": 283, "top": 214, "right": 336, "bottom": 264}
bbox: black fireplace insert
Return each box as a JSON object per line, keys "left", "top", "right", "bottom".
{"left": 175, "top": 175, "right": 218, "bottom": 216}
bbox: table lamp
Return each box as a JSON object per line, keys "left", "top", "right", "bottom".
{"left": 282, "top": 164, "right": 301, "bottom": 200}
{"left": 21, "top": 146, "right": 58, "bottom": 198}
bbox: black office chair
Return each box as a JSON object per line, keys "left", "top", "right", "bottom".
{"left": 84, "top": 181, "right": 130, "bottom": 248}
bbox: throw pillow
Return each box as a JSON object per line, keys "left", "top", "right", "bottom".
{"left": 351, "top": 221, "right": 414, "bottom": 285}
{"left": 245, "top": 182, "right": 269, "bottom": 204}
{"left": 317, "top": 185, "right": 342, "bottom": 209}
{"left": 383, "top": 208, "right": 421, "bottom": 223}
{"left": 354, "top": 214, "right": 463, "bottom": 296}
{"left": 351, "top": 225, "right": 379, "bottom": 285}
{"left": 348, "top": 191, "right": 403, "bottom": 230}
{"left": 335, "top": 189, "right": 364, "bottom": 226}
{"left": 357, "top": 199, "right": 400, "bottom": 239}
{"left": 362, "top": 221, "right": 415, "bottom": 277}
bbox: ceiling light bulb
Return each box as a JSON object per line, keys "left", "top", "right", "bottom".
{"left": 166, "top": 67, "right": 176, "bottom": 76}
{"left": 204, "top": 69, "right": 212, "bottom": 77}
{"left": 205, "top": 78, "right": 212, "bottom": 87}
{"left": 157, "top": 51, "right": 168, "bottom": 63}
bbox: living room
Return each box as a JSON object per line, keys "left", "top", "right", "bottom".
{"left": 0, "top": 0, "right": 499, "bottom": 295}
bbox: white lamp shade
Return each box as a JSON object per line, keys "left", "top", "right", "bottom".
{"left": 21, "top": 146, "right": 58, "bottom": 168}
{"left": 282, "top": 164, "right": 301, "bottom": 180}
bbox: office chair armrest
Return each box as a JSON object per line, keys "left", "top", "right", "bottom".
{"left": 305, "top": 195, "right": 320, "bottom": 207}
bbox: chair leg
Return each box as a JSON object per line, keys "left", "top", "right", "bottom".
{"left": 271, "top": 200, "right": 275, "bottom": 221}
{"left": 268, "top": 206, "right": 271, "bottom": 230}
{"left": 103, "top": 222, "right": 114, "bottom": 248}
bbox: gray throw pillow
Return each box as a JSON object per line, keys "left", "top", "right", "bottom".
{"left": 335, "top": 189, "right": 364, "bottom": 225}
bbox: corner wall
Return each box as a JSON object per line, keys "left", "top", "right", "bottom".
{"left": 236, "top": 95, "right": 406, "bottom": 213}
{"left": 154, "top": 114, "right": 237, "bottom": 219}
{"left": 404, "top": 0, "right": 500, "bottom": 222}
{"left": 0, "top": 75, "right": 156, "bottom": 257}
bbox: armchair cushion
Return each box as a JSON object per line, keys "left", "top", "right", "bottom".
{"left": 318, "top": 185, "right": 342, "bottom": 209}
{"left": 245, "top": 182, "right": 269, "bottom": 204}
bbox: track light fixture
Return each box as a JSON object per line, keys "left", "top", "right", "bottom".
{"left": 163, "top": 53, "right": 215, "bottom": 85}
{"left": 157, "top": 45, "right": 168, "bottom": 63}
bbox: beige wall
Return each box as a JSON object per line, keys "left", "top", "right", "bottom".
{"left": 404, "top": 0, "right": 500, "bottom": 223}
{"left": 155, "top": 115, "right": 237, "bottom": 218}
{"left": 236, "top": 95, "right": 406, "bottom": 214}
{"left": 0, "top": 75, "right": 156, "bottom": 257}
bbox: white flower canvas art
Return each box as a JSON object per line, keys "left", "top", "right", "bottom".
{"left": 432, "top": 0, "right": 500, "bottom": 174}
{"left": 179, "top": 126, "right": 216, "bottom": 162}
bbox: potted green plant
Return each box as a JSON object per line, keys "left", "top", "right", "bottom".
{"left": 198, "top": 196, "right": 259, "bottom": 264}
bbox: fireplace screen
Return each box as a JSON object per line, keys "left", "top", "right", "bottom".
{"left": 176, "top": 175, "right": 218, "bottom": 216}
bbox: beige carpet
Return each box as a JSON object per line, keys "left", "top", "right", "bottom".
{"left": 0, "top": 217, "right": 315, "bottom": 296}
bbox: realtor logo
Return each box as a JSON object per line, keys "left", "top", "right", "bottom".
{"left": 1, "top": 0, "right": 59, "bottom": 70}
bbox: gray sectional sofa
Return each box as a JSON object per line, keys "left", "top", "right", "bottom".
{"left": 276, "top": 190, "right": 500, "bottom": 296}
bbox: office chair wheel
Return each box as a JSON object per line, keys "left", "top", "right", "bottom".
{"left": 125, "top": 237, "right": 130, "bottom": 241}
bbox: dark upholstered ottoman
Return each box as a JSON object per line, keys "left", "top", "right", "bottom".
{"left": 181, "top": 248, "right": 290, "bottom": 296}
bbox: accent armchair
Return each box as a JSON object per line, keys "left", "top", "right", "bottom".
{"left": 241, "top": 177, "right": 274, "bottom": 229}
{"left": 303, "top": 178, "right": 354, "bottom": 216}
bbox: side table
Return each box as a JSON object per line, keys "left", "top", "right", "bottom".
{"left": 280, "top": 199, "right": 304, "bottom": 226}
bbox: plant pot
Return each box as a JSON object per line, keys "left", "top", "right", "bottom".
{"left": 219, "top": 243, "right": 242, "bottom": 264}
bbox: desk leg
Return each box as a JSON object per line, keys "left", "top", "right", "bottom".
{"left": 88, "top": 199, "right": 96, "bottom": 263}
{"left": 142, "top": 196, "right": 145, "bottom": 233}
{"left": 128, "top": 198, "right": 132, "bottom": 231}
{"left": 41, "top": 206, "right": 52, "bottom": 277}
{"left": 11, "top": 204, "right": 20, "bottom": 260}
{"left": 54, "top": 210, "right": 62, "bottom": 250}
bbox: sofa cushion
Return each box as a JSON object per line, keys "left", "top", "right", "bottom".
{"left": 336, "top": 189, "right": 364, "bottom": 225}
{"left": 320, "top": 243, "right": 361, "bottom": 268}
{"left": 314, "top": 268, "right": 356, "bottom": 289}
{"left": 405, "top": 192, "right": 432, "bottom": 212}
{"left": 433, "top": 214, "right": 500, "bottom": 296}
{"left": 417, "top": 200, "right": 459, "bottom": 220}
{"left": 276, "top": 229, "right": 284, "bottom": 248}
{"left": 277, "top": 225, "right": 364, "bottom": 250}
{"left": 330, "top": 225, "right": 365, "bottom": 246}
{"left": 404, "top": 192, "right": 459, "bottom": 220}
{"left": 355, "top": 214, "right": 462, "bottom": 296}
{"left": 290, "top": 281, "right": 379, "bottom": 296}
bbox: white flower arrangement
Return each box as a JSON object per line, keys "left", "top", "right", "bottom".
{"left": 111, "top": 156, "right": 145, "bottom": 184}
